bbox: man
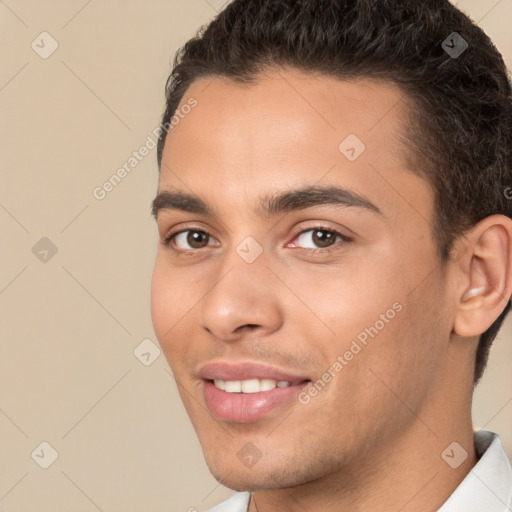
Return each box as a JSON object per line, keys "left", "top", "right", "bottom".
{"left": 150, "top": 0, "right": 512, "bottom": 510}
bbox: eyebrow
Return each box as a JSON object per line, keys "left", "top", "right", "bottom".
{"left": 151, "top": 185, "right": 383, "bottom": 219}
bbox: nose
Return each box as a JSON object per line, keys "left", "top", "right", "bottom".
{"left": 200, "top": 257, "right": 284, "bottom": 343}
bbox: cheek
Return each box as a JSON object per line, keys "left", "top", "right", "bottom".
{"left": 297, "top": 247, "right": 439, "bottom": 386}
{"left": 341, "top": 274, "right": 450, "bottom": 421}
{"left": 150, "top": 257, "right": 171, "bottom": 340}
{"left": 150, "top": 255, "right": 187, "bottom": 359}
{"left": 291, "top": 259, "right": 400, "bottom": 344}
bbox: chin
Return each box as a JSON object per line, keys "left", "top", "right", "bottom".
{"left": 205, "top": 459, "right": 261, "bottom": 491}
{"left": 203, "top": 447, "right": 330, "bottom": 492}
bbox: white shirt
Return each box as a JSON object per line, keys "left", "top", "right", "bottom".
{"left": 206, "top": 430, "right": 512, "bottom": 512}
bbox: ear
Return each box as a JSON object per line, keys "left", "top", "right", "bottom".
{"left": 453, "top": 215, "right": 512, "bottom": 338}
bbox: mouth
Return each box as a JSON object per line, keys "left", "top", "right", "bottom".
{"left": 198, "top": 361, "right": 311, "bottom": 423}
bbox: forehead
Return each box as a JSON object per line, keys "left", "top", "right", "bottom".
{"left": 159, "top": 70, "right": 432, "bottom": 223}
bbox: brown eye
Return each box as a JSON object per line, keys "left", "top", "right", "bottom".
{"left": 295, "top": 228, "right": 344, "bottom": 249}
{"left": 311, "top": 229, "right": 337, "bottom": 248}
{"left": 173, "top": 230, "right": 211, "bottom": 249}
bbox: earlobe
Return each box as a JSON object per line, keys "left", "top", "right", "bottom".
{"left": 453, "top": 215, "right": 512, "bottom": 338}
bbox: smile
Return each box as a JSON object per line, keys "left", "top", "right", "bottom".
{"left": 198, "top": 360, "right": 311, "bottom": 422}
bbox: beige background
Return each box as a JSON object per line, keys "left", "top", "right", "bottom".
{"left": 0, "top": 1, "right": 511, "bottom": 510}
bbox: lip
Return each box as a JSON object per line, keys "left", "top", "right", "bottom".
{"left": 198, "top": 361, "right": 310, "bottom": 383}
{"left": 198, "top": 361, "right": 311, "bottom": 423}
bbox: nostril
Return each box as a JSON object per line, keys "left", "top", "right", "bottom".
{"left": 235, "top": 324, "right": 260, "bottom": 333}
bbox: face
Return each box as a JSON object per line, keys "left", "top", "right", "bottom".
{"left": 151, "top": 70, "right": 455, "bottom": 490}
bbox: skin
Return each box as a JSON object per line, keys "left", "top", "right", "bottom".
{"left": 151, "top": 69, "right": 512, "bottom": 511}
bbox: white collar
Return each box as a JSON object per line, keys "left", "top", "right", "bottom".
{"left": 438, "top": 430, "right": 512, "bottom": 511}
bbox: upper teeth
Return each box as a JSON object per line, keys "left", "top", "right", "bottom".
{"left": 214, "top": 379, "right": 292, "bottom": 393}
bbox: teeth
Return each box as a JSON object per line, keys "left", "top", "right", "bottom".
{"left": 260, "top": 379, "right": 277, "bottom": 391}
{"left": 213, "top": 378, "right": 294, "bottom": 393}
{"left": 241, "top": 379, "right": 261, "bottom": 393}
{"left": 213, "top": 379, "right": 225, "bottom": 390}
{"left": 224, "top": 380, "right": 241, "bottom": 393}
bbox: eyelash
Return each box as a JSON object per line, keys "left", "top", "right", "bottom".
{"left": 161, "top": 225, "right": 352, "bottom": 256}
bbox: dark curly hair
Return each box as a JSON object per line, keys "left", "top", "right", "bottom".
{"left": 156, "top": 0, "right": 512, "bottom": 384}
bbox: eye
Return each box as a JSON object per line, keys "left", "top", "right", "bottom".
{"left": 164, "top": 229, "right": 219, "bottom": 250}
{"left": 290, "top": 227, "right": 350, "bottom": 250}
